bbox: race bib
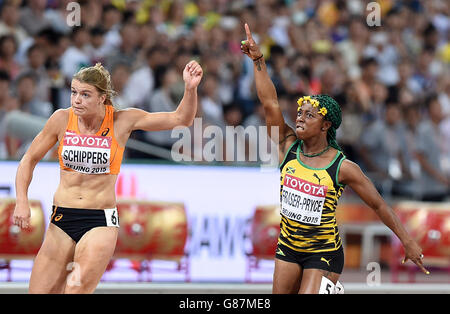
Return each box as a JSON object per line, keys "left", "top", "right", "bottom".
{"left": 319, "top": 276, "right": 335, "bottom": 294}
{"left": 281, "top": 174, "right": 327, "bottom": 225}
{"left": 105, "top": 208, "right": 120, "bottom": 227}
{"left": 61, "top": 131, "right": 111, "bottom": 174}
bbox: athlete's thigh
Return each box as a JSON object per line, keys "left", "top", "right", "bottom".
{"left": 298, "top": 269, "right": 340, "bottom": 294}
{"left": 272, "top": 258, "right": 302, "bottom": 294}
{"left": 29, "top": 223, "right": 76, "bottom": 293}
{"left": 65, "top": 226, "right": 118, "bottom": 294}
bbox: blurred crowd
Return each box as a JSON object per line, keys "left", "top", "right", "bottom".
{"left": 0, "top": 0, "right": 449, "bottom": 200}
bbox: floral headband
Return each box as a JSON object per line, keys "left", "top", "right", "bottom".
{"left": 297, "top": 96, "right": 328, "bottom": 116}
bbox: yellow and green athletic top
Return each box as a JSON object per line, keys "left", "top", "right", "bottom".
{"left": 279, "top": 139, "right": 346, "bottom": 253}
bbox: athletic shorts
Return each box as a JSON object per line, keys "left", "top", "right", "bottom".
{"left": 50, "top": 206, "right": 120, "bottom": 243}
{"left": 275, "top": 242, "right": 345, "bottom": 274}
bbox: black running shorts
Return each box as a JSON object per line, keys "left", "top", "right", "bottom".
{"left": 275, "top": 242, "right": 345, "bottom": 274}
{"left": 50, "top": 206, "right": 119, "bottom": 243}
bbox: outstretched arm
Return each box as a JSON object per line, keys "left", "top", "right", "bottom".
{"left": 125, "top": 60, "right": 203, "bottom": 132}
{"left": 339, "top": 159, "right": 429, "bottom": 274}
{"left": 241, "top": 23, "right": 296, "bottom": 152}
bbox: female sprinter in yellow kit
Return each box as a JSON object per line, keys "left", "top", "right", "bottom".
{"left": 13, "top": 60, "right": 203, "bottom": 293}
{"left": 241, "top": 23, "right": 428, "bottom": 294}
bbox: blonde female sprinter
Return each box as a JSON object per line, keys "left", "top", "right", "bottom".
{"left": 13, "top": 60, "right": 203, "bottom": 293}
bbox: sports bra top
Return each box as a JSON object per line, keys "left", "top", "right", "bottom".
{"left": 58, "top": 105, "right": 124, "bottom": 175}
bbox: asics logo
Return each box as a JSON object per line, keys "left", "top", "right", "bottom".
{"left": 101, "top": 128, "right": 110, "bottom": 136}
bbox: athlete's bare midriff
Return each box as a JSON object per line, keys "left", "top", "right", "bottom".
{"left": 53, "top": 170, "right": 118, "bottom": 209}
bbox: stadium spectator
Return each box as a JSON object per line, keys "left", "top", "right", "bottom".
{"left": 415, "top": 95, "right": 450, "bottom": 201}
{"left": 15, "top": 71, "right": 52, "bottom": 118}
{"left": 0, "top": 34, "right": 21, "bottom": 80}
{"left": 0, "top": 0, "right": 447, "bottom": 201}
{"left": 359, "top": 102, "right": 405, "bottom": 196}
{"left": 110, "top": 61, "right": 132, "bottom": 110}
{"left": 0, "top": 70, "right": 19, "bottom": 158}
{"left": 23, "top": 43, "right": 51, "bottom": 103}
{"left": 0, "top": 1, "right": 29, "bottom": 45}
{"left": 199, "top": 73, "right": 225, "bottom": 128}
{"left": 144, "top": 65, "right": 184, "bottom": 151}
{"left": 121, "top": 46, "right": 167, "bottom": 109}
{"left": 18, "top": 0, "right": 51, "bottom": 36}
{"left": 104, "top": 21, "right": 140, "bottom": 70}
{"left": 60, "top": 26, "right": 91, "bottom": 80}
{"left": 396, "top": 104, "right": 422, "bottom": 198}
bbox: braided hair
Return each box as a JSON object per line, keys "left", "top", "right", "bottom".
{"left": 299, "top": 94, "right": 342, "bottom": 151}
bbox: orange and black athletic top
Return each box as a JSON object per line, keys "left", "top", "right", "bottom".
{"left": 279, "top": 140, "right": 346, "bottom": 253}
{"left": 58, "top": 105, "right": 125, "bottom": 175}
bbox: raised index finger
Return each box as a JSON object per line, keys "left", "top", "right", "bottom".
{"left": 244, "top": 23, "right": 253, "bottom": 41}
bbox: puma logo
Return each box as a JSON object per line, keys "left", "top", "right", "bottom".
{"left": 276, "top": 247, "right": 285, "bottom": 256}
{"left": 321, "top": 257, "right": 331, "bottom": 266}
{"left": 313, "top": 173, "right": 326, "bottom": 185}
